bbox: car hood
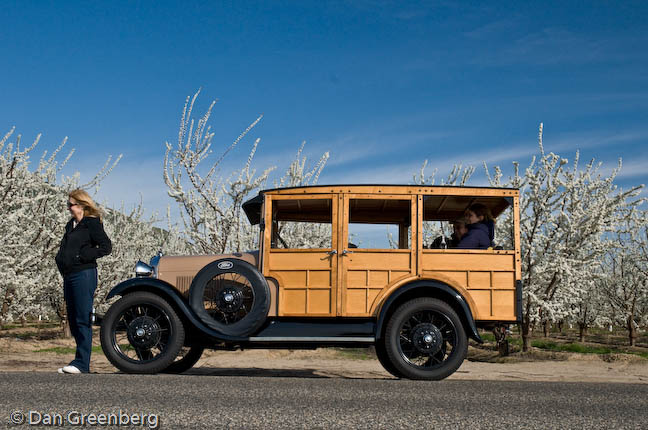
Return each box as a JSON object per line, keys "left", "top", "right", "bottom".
{"left": 156, "top": 251, "right": 259, "bottom": 295}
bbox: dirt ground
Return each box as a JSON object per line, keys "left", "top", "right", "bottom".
{"left": 1, "top": 327, "right": 647, "bottom": 383}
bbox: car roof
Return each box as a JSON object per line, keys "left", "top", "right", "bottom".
{"left": 257, "top": 184, "right": 518, "bottom": 194}
{"left": 242, "top": 184, "right": 518, "bottom": 225}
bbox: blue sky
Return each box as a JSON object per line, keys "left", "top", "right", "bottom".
{"left": 2, "top": 1, "right": 647, "bottom": 224}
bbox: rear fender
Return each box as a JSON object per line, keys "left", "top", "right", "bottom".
{"left": 375, "top": 280, "right": 483, "bottom": 343}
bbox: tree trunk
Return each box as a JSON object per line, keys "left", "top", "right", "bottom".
{"left": 522, "top": 318, "right": 531, "bottom": 352}
{"left": 60, "top": 312, "right": 72, "bottom": 338}
{"left": 627, "top": 317, "right": 637, "bottom": 347}
{"left": 542, "top": 320, "right": 550, "bottom": 338}
{"left": 578, "top": 323, "right": 587, "bottom": 343}
{"left": 1, "top": 287, "right": 14, "bottom": 323}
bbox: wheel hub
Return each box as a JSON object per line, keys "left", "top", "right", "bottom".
{"left": 217, "top": 287, "right": 244, "bottom": 313}
{"left": 127, "top": 316, "right": 161, "bottom": 350}
{"left": 412, "top": 323, "right": 443, "bottom": 355}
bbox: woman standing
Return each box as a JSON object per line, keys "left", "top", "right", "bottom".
{"left": 55, "top": 189, "right": 112, "bottom": 374}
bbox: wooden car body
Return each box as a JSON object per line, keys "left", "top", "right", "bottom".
{"left": 155, "top": 184, "right": 521, "bottom": 325}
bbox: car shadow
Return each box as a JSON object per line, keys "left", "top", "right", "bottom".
{"left": 176, "top": 366, "right": 394, "bottom": 380}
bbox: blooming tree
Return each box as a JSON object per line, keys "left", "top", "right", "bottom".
{"left": 600, "top": 212, "right": 648, "bottom": 346}
{"left": 485, "top": 124, "right": 644, "bottom": 350}
{"left": 164, "top": 90, "right": 329, "bottom": 254}
{"left": 0, "top": 127, "right": 119, "bottom": 323}
{"left": 0, "top": 127, "right": 188, "bottom": 325}
{"left": 414, "top": 162, "right": 475, "bottom": 247}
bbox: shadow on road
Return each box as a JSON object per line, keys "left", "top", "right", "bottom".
{"left": 168, "top": 366, "right": 394, "bottom": 379}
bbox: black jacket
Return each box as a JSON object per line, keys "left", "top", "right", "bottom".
{"left": 55, "top": 216, "right": 112, "bottom": 277}
{"left": 456, "top": 221, "right": 492, "bottom": 250}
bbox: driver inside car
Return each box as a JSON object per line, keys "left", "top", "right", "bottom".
{"left": 430, "top": 218, "right": 469, "bottom": 248}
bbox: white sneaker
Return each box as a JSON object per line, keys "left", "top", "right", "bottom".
{"left": 59, "top": 365, "right": 82, "bottom": 374}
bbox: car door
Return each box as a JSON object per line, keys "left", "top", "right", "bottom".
{"left": 263, "top": 194, "right": 339, "bottom": 316}
{"left": 338, "top": 194, "right": 417, "bottom": 316}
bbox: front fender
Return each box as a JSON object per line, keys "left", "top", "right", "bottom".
{"left": 375, "top": 280, "right": 483, "bottom": 343}
{"left": 105, "top": 277, "right": 248, "bottom": 342}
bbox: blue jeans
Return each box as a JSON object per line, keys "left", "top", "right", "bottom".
{"left": 63, "top": 268, "right": 98, "bottom": 373}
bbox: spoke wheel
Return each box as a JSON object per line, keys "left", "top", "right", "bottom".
{"left": 384, "top": 298, "right": 467, "bottom": 380}
{"left": 203, "top": 274, "right": 255, "bottom": 325}
{"left": 189, "top": 259, "right": 270, "bottom": 337}
{"left": 375, "top": 340, "right": 404, "bottom": 378}
{"left": 100, "top": 292, "right": 185, "bottom": 374}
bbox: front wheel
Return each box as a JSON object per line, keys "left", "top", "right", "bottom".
{"left": 100, "top": 292, "right": 185, "bottom": 374}
{"left": 384, "top": 298, "right": 467, "bottom": 380}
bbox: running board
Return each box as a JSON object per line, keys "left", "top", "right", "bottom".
{"left": 247, "top": 336, "right": 375, "bottom": 343}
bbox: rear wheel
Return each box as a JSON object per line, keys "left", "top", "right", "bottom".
{"left": 375, "top": 340, "right": 403, "bottom": 378}
{"left": 384, "top": 298, "right": 467, "bottom": 380}
{"left": 100, "top": 292, "right": 185, "bottom": 374}
{"left": 163, "top": 346, "right": 204, "bottom": 374}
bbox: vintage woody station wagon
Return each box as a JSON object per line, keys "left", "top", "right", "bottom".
{"left": 99, "top": 185, "right": 522, "bottom": 380}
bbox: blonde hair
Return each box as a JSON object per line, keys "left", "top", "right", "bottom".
{"left": 69, "top": 189, "right": 104, "bottom": 222}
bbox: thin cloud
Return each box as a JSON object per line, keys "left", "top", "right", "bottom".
{"left": 323, "top": 130, "right": 453, "bottom": 167}
{"left": 464, "top": 19, "right": 518, "bottom": 39}
{"left": 467, "top": 27, "right": 646, "bottom": 67}
{"left": 601, "top": 157, "right": 648, "bottom": 181}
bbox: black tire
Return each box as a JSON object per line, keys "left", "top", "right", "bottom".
{"left": 189, "top": 259, "right": 270, "bottom": 337}
{"left": 100, "top": 292, "right": 185, "bottom": 374}
{"left": 375, "top": 340, "right": 403, "bottom": 378}
{"left": 162, "top": 346, "right": 204, "bottom": 374}
{"left": 384, "top": 298, "right": 467, "bottom": 380}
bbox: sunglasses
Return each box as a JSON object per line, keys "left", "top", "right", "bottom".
{"left": 67, "top": 201, "right": 79, "bottom": 208}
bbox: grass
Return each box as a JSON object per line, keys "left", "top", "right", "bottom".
{"left": 333, "top": 347, "right": 374, "bottom": 360}
{"left": 531, "top": 340, "right": 613, "bottom": 354}
{"left": 480, "top": 333, "right": 496, "bottom": 342}
{"left": 1, "top": 322, "right": 59, "bottom": 330}
{"left": 479, "top": 332, "right": 523, "bottom": 346}
{"left": 477, "top": 330, "right": 648, "bottom": 360}
{"left": 2, "top": 331, "right": 41, "bottom": 340}
{"left": 531, "top": 340, "right": 648, "bottom": 359}
{"left": 34, "top": 346, "right": 104, "bottom": 354}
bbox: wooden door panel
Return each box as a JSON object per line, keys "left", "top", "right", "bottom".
{"left": 265, "top": 194, "right": 338, "bottom": 317}
{"left": 339, "top": 195, "right": 417, "bottom": 316}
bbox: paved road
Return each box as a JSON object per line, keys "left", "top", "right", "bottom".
{"left": 0, "top": 372, "right": 646, "bottom": 429}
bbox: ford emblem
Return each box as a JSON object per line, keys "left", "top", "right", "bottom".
{"left": 217, "top": 261, "right": 234, "bottom": 270}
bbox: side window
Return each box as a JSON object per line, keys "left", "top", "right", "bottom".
{"left": 348, "top": 199, "right": 411, "bottom": 249}
{"left": 422, "top": 195, "right": 514, "bottom": 250}
{"left": 422, "top": 195, "right": 454, "bottom": 248}
{"left": 271, "top": 199, "right": 332, "bottom": 249}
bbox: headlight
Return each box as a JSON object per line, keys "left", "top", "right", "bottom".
{"left": 134, "top": 260, "right": 154, "bottom": 277}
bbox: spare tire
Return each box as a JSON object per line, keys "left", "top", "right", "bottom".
{"left": 189, "top": 258, "right": 270, "bottom": 337}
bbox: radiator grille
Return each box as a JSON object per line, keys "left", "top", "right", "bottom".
{"left": 175, "top": 276, "right": 194, "bottom": 294}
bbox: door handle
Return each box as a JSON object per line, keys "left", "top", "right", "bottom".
{"left": 327, "top": 250, "right": 337, "bottom": 255}
{"left": 342, "top": 249, "right": 354, "bottom": 255}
